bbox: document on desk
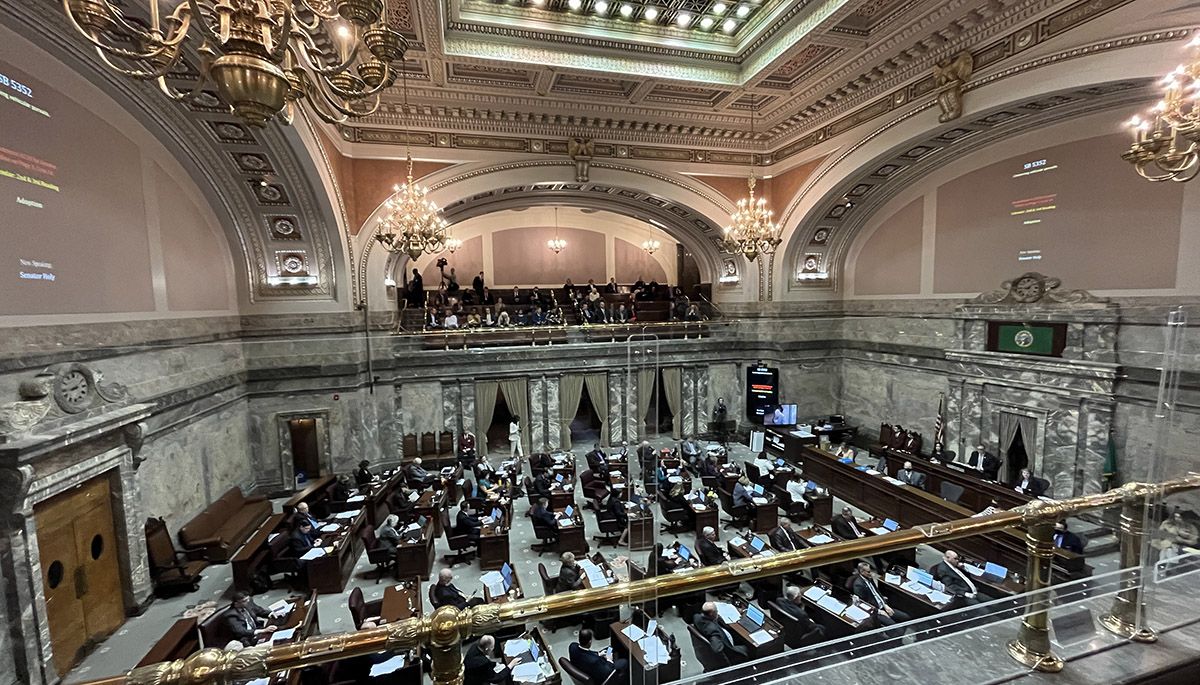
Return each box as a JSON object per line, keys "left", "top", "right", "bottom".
{"left": 347, "top": 495, "right": 366, "bottom": 503}
{"left": 964, "top": 564, "right": 985, "bottom": 577}
{"left": 884, "top": 574, "right": 902, "bottom": 586}
{"left": 758, "top": 549, "right": 775, "bottom": 557}
{"left": 882, "top": 477, "right": 905, "bottom": 486}
{"left": 271, "top": 627, "right": 297, "bottom": 643}
{"left": 369, "top": 654, "right": 407, "bottom": 676}
{"left": 320, "top": 523, "right": 340, "bottom": 533}
{"left": 715, "top": 602, "right": 740, "bottom": 624}
{"left": 332, "top": 510, "right": 360, "bottom": 520}
{"left": 557, "top": 519, "right": 572, "bottom": 528}
{"left": 870, "top": 527, "right": 890, "bottom": 536}
{"left": 928, "top": 590, "right": 953, "bottom": 605}
{"left": 903, "top": 582, "right": 932, "bottom": 596}
{"left": 622, "top": 624, "right": 646, "bottom": 641}
{"left": 842, "top": 606, "right": 870, "bottom": 623}
{"left": 817, "top": 595, "right": 847, "bottom": 614}
{"left": 639, "top": 636, "right": 671, "bottom": 664}
{"left": 503, "top": 639, "right": 532, "bottom": 658}
{"left": 511, "top": 662, "right": 544, "bottom": 683}
{"left": 300, "top": 547, "right": 326, "bottom": 560}
{"left": 647, "top": 619, "right": 658, "bottom": 636}
{"left": 790, "top": 431, "right": 815, "bottom": 438}
{"left": 730, "top": 536, "right": 747, "bottom": 548}
{"left": 243, "top": 679, "right": 269, "bottom": 685}
{"left": 802, "top": 586, "right": 828, "bottom": 602}
{"left": 586, "top": 569, "right": 609, "bottom": 587}
{"left": 808, "top": 534, "right": 835, "bottom": 545}
{"left": 748, "top": 629, "right": 774, "bottom": 646}
{"left": 268, "top": 599, "right": 294, "bottom": 613}
{"left": 693, "top": 503, "right": 707, "bottom": 511}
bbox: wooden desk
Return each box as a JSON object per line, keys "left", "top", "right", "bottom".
{"left": 797, "top": 445, "right": 1086, "bottom": 579}
{"left": 479, "top": 515, "right": 511, "bottom": 571}
{"left": 690, "top": 497, "right": 719, "bottom": 541}
{"left": 504, "top": 628, "right": 562, "bottom": 685}
{"left": 395, "top": 518, "right": 435, "bottom": 581}
{"left": 750, "top": 495, "right": 779, "bottom": 533}
{"left": 579, "top": 554, "right": 619, "bottom": 589}
{"left": 610, "top": 617, "right": 681, "bottom": 685}
{"left": 604, "top": 455, "right": 629, "bottom": 477}
{"left": 548, "top": 480, "right": 576, "bottom": 511}
{"left": 305, "top": 511, "right": 365, "bottom": 594}
{"left": 627, "top": 505, "right": 655, "bottom": 551}
{"left": 875, "top": 448, "right": 1030, "bottom": 512}
{"left": 800, "top": 580, "right": 874, "bottom": 640}
{"left": 231, "top": 513, "right": 288, "bottom": 592}
{"left": 718, "top": 466, "right": 741, "bottom": 492}
{"left": 721, "top": 595, "right": 786, "bottom": 659}
{"left": 484, "top": 568, "right": 524, "bottom": 603}
{"left": 137, "top": 617, "right": 198, "bottom": 667}
{"left": 414, "top": 489, "right": 447, "bottom": 537}
{"left": 878, "top": 569, "right": 950, "bottom": 619}
{"left": 555, "top": 511, "right": 588, "bottom": 555}
{"left": 727, "top": 534, "right": 774, "bottom": 560}
{"left": 808, "top": 491, "right": 834, "bottom": 525}
{"left": 377, "top": 582, "right": 423, "bottom": 683}
{"left": 283, "top": 475, "right": 337, "bottom": 517}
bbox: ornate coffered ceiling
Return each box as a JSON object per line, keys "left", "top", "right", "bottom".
{"left": 333, "top": 0, "right": 1174, "bottom": 162}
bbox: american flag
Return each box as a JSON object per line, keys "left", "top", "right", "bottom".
{"left": 933, "top": 392, "right": 946, "bottom": 447}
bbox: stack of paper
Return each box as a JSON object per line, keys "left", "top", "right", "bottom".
{"left": 802, "top": 586, "right": 828, "bottom": 602}
{"left": 759, "top": 549, "right": 775, "bottom": 557}
{"left": 320, "top": 523, "right": 340, "bottom": 533}
{"left": 268, "top": 599, "right": 293, "bottom": 613}
{"left": 730, "top": 536, "right": 747, "bottom": 548}
{"left": 271, "top": 627, "right": 297, "bottom": 643}
{"left": 808, "top": 534, "right": 834, "bottom": 545}
{"left": 714, "top": 602, "right": 740, "bottom": 624}
{"left": 963, "top": 565, "right": 985, "bottom": 577}
{"left": 300, "top": 547, "right": 326, "bottom": 560}
{"left": 883, "top": 573, "right": 902, "bottom": 586}
{"left": 511, "top": 662, "right": 544, "bottom": 683}
{"left": 503, "top": 639, "right": 531, "bottom": 658}
{"left": 870, "top": 527, "right": 890, "bottom": 536}
{"left": 368, "top": 654, "right": 407, "bottom": 676}
{"left": 693, "top": 503, "right": 707, "bottom": 511}
{"left": 882, "top": 477, "right": 905, "bottom": 486}
{"left": 347, "top": 495, "right": 366, "bottom": 503}
{"left": 332, "top": 510, "right": 360, "bottom": 520}
{"left": 748, "top": 629, "right": 773, "bottom": 646}
{"left": 928, "top": 590, "right": 953, "bottom": 604}
{"left": 903, "top": 582, "right": 932, "bottom": 596}
{"left": 638, "top": 636, "right": 670, "bottom": 665}
{"left": 481, "top": 571, "right": 505, "bottom": 597}
{"left": 817, "top": 595, "right": 847, "bottom": 614}
{"left": 842, "top": 605, "right": 870, "bottom": 623}
{"left": 622, "top": 624, "right": 646, "bottom": 641}
{"left": 752, "top": 496, "right": 770, "bottom": 506}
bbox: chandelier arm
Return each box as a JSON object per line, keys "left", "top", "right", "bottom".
{"left": 61, "top": 0, "right": 191, "bottom": 62}
{"left": 1172, "top": 163, "right": 1200, "bottom": 182}
{"left": 91, "top": 44, "right": 185, "bottom": 80}
{"left": 266, "top": 5, "right": 294, "bottom": 62}
{"left": 296, "top": 0, "right": 344, "bottom": 22}
{"left": 308, "top": 75, "right": 382, "bottom": 118}
{"left": 185, "top": 0, "right": 225, "bottom": 44}
{"left": 94, "top": 0, "right": 189, "bottom": 46}
{"left": 290, "top": 29, "right": 360, "bottom": 78}
{"left": 154, "top": 47, "right": 213, "bottom": 101}
{"left": 1133, "top": 161, "right": 1175, "bottom": 182}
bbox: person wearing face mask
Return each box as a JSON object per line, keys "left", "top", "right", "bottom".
{"left": 1053, "top": 520, "right": 1084, "bottom": 554}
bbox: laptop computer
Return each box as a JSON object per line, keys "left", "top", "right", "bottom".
{"left": 752, "top": 483, "right": 765, "bottom": 495}
{"left": 737, "top": 604, "right": 765, "bottom": 632}
{"left": 491, "top": 507, "right": 503, "bottom": 522}
{"left": 982, "top": 561, "right": 1009, "bottom": 583}
{"left": 678, "top": 545, "right": 691, "bottom": 561}
{"left": 501, "top": 562, "right": 514, "bottom": 590}
{"left": 555, "top": 473, "right": 564, "bottom": 483}
{"left": 563, "top": 505, "right": 574, "bottom": 519}
{"left": 883, "top": 518, "right": 900, "bottom": 532}
{"left": 749, "top": 536, "right": 766, "bottom": 553}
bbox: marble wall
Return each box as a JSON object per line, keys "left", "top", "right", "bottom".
{"left": 0, "top": 560, "right": 15, "bottom": 685}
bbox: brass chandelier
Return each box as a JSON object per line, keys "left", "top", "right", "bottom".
{"left": 721, "top": 107, "right": 781, "bottom": 262}
{"left": 547, "top": 207, "right": 567, "bottom": 254}
{"left": 61, "top": 0, "right": 407, "bottom": 127}
{"left": 373, "top": 67, "right": 450, "bottom": 261}
{"left": 1122, "top": 36, "right": 1200, "bottom": 182}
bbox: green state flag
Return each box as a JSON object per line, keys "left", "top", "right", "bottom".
{"left": 996, "top": 324, "right": 1054, "bottom": 355}
{"left": 1103, "top": 429, "right": 1118, "bottom": 490}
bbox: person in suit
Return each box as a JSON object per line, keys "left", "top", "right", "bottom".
{"left": 287, "top": 520, "right": 316, "bottom": 560}
{"left": 459, "top": 431, "right": 477, "bottom": 468}
{"left": 463, "top": 635, "right": 508, "bottom": 685}
{"left": 776, "top": 586, "right": 822, "bottom": 629}
{"left": 472, "top": 272, "right": 486, "bottom": 300}
{"left": 1053, "top": 520, "right": 1084, "bottom": 554}
{"left": 981, "top": 452, "right": 1002, "bottom": 481}
{"left": 354, "top": 459, "right": 374, "bottom": 488}
{"left": 968, "top": 445, "right": 986, "bottom": 468}
{"left": 831, "top": 507, "right": 865, "bottom": 540}
{"left": 331, "top": 475, "right": 352, "bottom": 502}
{"left": 433, "top": 568, "right": 485, "bottom": 609}
{"left": 407, "top": 268, "right": 424, "bottom": 307}
{"left": 605, "top": 491, "right": 631, "bottom": 546}
{"left": 932, "top": 550, "right": 981, "bottom": 610}
{"left": 769, "top": 517, "right": 804, "bottom": 553}
{"left": 712, "top": 397, "right": 728, "bottom": 423}
{"left": 223, "top": 591, "right": 277, "bottom": 644}
{"left": 376, "top": 514, "right": 402, "bottom": 554}
{"left": 406, "top": 457, "right": 437, "bottom": 487}
{"left": 700, "top": 456, "right": 720, "bottom": 479}
{"left": 1014, "top": 468, "right": 1050, "bottom": 497}
{"left": 456, "top": 501, "right": 482, "bottom": 542}
{"left": 585, "top": 444, "right": 606, "bottom": 472}
{"left": 529, "top": 451, "right": 554, "bottom": 473}
{"left": 389, "top": 486, "right": 417, "bottom": 521}
{"left": 693, "top": 602, "right": 749, "bottom": 665}
{"left": 604, "top": 277, "right": 619, "bottom": 294}
{"left": 570, "top": 628, "right": 628, "bottom": 684}
{"left": 698, "top": 526, "right": 728, "bottom": 566}
{"left": 852, "top": 562, "right": 910, "bottom": 638}
{"left": 556, "top": 552, "right": 584, "bottom": 592}
{"left": 680, "top": 435, "right": 702, "bottom": 468}
{"left": 896, "top": 461, "right": 924, "bottom": 489}
{"left": 532, "top": 470, "right": 554, "bottom": 499}
{"left": 291, "top": 502, "right": 320, "bottom": 531}
{"left": 636, "top": 440, "right": 655, "bottom": 471}
{"left": 531, "top": 497, "right": 559, "bottom": 546}
{"left": 732, "top": 475, "right": 755, "bottom": 509}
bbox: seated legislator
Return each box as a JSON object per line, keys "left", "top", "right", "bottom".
{"left": 784, "top": 477, "right": 811, "bottom": 512}
{"left": 852, "top": 562, "right": 910, "bottom": 637}
{"left": 831, "top": 507, "right": 866, "bottom": 540}
{"left": 606, "top": 491, "right": 630, "bottom": 546}
{"left": 531, "top": 497, "right": 559, "bottom": 545}
{"left": 291, "top": 501, "right": 320, "bottom": 531}
{"left": 406, "top": 457, "right": 437, "bottom": 487}
{"left": 932, "top": 550, "right": 981, "bottom": 610}
{"left": 433, "top": 568, "right": 486, "bottom": 609}
{"left": 530, "top": 451, "right": 555, "bottom": 473}
{"left": 680, "top": 435, "right": 701, "bottom": 465}
{"left": 1014, "top": 468, "right": 1050, "bottom": 497}
{"left": 464, "top": 635, "right": 509, "bottom": 685}
{"left": 693, "top": 602, "right": 749, "bottom": 665}
{"left": 287, "top": 520, "right": 317, "bottom": 560}
{"left": 223, "top": 591, "right": 278, "bottom": 644}
{"left": 331, "top": 475, "right": 352, "bottom": 503}
{"left": 456, "top": 501, "right": 483, "bottom": 542}
{"left": 556, "top": 552, "right": 585, "bottom": 593}
{"left": 769, "top": 517, "right": 804, "bottom": 553}
{"left": 376, "top": 514, "right": 402, "bottom": 554}
{"left": 698, "top": 526, "right": 729, "bottom": 566}
{"left": 1053, "top": 520, "right": 1085, "bottom": 554}
{"left": 896, "top": 461, "right": 925, "bottom": 489}
{"left": 752, "top": 452, "right": 775, "bottom": 474}
{"left": 570, "top": 628, "right": 629, "bottom": 684}
{"left": 532, "top": 471, "right": 554, "bottom": 499}
{"left": 585, "top": 444, "right": 606, "bottom": 472}
{"left": 354, "top": 459, "right": 374, "bottom": 487}
{"left": 732, "top": 476, "right": 756, "bottom": 510}
{"left": 700, "top": 456, "right": 720, "bottom": 479}
{"left": 776, "top": 586, "right": 826, "bottom": 639}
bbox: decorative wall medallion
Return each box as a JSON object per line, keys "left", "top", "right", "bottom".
{"left": 803, "top": 256, "right": 820, "bottom": 271}
{"left": 277, "top": 252, "right": 309, "bottom": 275}
{"left": 812, "top": 228, "right": 830, "bottom": 244}
{"left": 1013, "top": 329, "right": 1035, "bottom": 348}
{"left": 209, "top": 121, "right": 255, "bottom": 144}
{"left": 971, "top": 272, "right": 1103, "bottom": 305}
{"left": 252, "top": 182, "right": 290, "bottom": 205}
{"left": 234, "top": 153, "right": 273, "bottom": 173}
{"left": 718, "top": 258, "right": 740, "bottom": 285}
{"left": 268, "top": 216, "right": 302, "bottom": 240}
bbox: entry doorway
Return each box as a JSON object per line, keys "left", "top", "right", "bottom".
{"left": 643, "top": 369, "right": 675, "bottom": 438}
{"left": 35, "top": 475, "right": 126, "bottom": 676}
{"left": 570, "top": 383, "right": 604, "bottom": 447}
{"left": 487, "top": 391, "right": 516, "bottom": 454}
{"left": 288, "top": 418, "right": 323, "bottom": 481}
{"left": 1006, "top": 426, "right": 1030, "bottom": 484}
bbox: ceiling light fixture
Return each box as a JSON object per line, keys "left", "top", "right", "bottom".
{"left": 568, "top": 0, "right": 582, "bottom": 10}
{"left": 547, "top": 207, "right": 567, "bottom": 254}
{"left": 720, "top": 105, "right": 781, "bottom": 262}
{"left": 699, "top": 16, "right": 714, "bottom": 29}
{"left": 61, "top": 0, "right": 407, "bottom": 128}
{"left": 675, "top": 12, "right": 691, "bottom": 27}
{"left": 712, "top": 2, "right": 727, "bottom": 14}
{"left": 594, "top": 0, "right": 609, "bottom": 13}
{"left": 619, "top": 3, "right": 634, "bottom": 17}
{"left": 644, "top": 6, "right": 659, "bottom": 21}
{"left": 1122, "top": 39, "right": 1200, "bottom": 182}
{"left": 736, "top": 4, "right": 751, "bottom": 17}
{"left": 722, "top": 17, "right": 737, "bottom": 32}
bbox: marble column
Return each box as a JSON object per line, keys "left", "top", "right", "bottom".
{"left": 546, "top": 376, "right": 562, "bottom": 451}
{"left": 681, "top": 368, "right": 697, "bottom": 438}
{"left": 441, "top": 382, "right": 460, "bottom": 435}
{"left": 458, "top": 380, "right": 476, "bottom": 451}
{"left": 529, "top": 377, "right": 546, "bottom": 451}
{"left": 394, "top": 387, "right": 406, "bottom": 460}
{"left": 947, "top": 378, "right": 964, "bottom": 456}
{"left": 622, "top": 369, "right": 640, "bottom": 444}
{"left": 608, "top": 371, "right": 626, "bottom": 445}
{"left": 1076, "top": 399, "right": 1112, "bottom": 496}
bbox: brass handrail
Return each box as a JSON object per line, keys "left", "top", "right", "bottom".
{"left": 88, "top": 476, "right": 1200, "bottom": 685}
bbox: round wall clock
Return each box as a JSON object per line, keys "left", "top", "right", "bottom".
{"left": 1012, "top": 276, "right": 1044, "bottom": 303}
{"left": 54, "top": 368, "right": 92, "bottom": 413}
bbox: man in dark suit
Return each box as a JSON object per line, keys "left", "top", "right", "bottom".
{"left": 291, "top": 501, "right": 320, "bottom": 531}
{"left": 531, "top": 497, "right": 559, "bottom": 546}
{"left": 775, "top": 586, "right": 825, "bottom": 645}
{"left": 532, "top": 471, "right": 554, "bottom": 499}
{"left": 769, "top": 517, "right": 804, "bottom": 553}
{"left": 556, "top": 551, "right": 584, "bottom": 592}
{"left": 456, "top": 501, "right": 482, "bottom": 542}
{"left": 1053, "top": 520, "right": 1084, "bottom": 554}
{"left": 569, "top": 628, "right": 628, "bottom": 684}
{"left": 530, "top": 452, "right": 554, "bottom": 473}
{"left": 698, "top": 526, "right": 728, "bottom": 566}
{"left": 981, "top": 452, "right": 1001, "bottom": 482}
{"left": 636, "top": 440, "right": 655, "bottom": 472}
{"left": 287, "top": 520, "right": 317, "bottom": 559}
{"left": 354, "top": 459, "right": 374, "bottom": 488}
{"left": 693, "top": 602, "right": 749, "bottom": 665}
{"left": 222, "top": 591, "right": 277, "bottom": 644}
{"left": 1015, "top": 468, "right": 1050, "bottom": 496}
{"left": 851, "top": 563, "right": 910, "bottom": 638}
{"left": 472, "top": 272, "right": 486, "bottom": 301}
{"left": 406, "top": 457, "right": 437, "bottom": 487}
{"left": 463, "top": 635, "right": 508, "bottom": 685}
{"left": 932, "top": 550, "right": 980, "bottom": 611}
{"left": 433, "top": 568, "right": 485, "bottom": 609}
{"left": 585, "top": 443, "right": 606, "bottom": 472}
{"left": 831, "top": 507, "right": 865, "bottom": 540}
{"left": 896, "top": 461, "right": 924, "bottom": 489}
{"left": 700, "top": 457, "right": 720, "bottom": 479}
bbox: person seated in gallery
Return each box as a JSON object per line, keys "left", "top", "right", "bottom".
{"left": 509, "top": 285, "right": 523, "bottom": 305}
{"left": 465, "top": 308, "right": 482, "bottom": 328}
{"left": 424, "top": 306, "right": 441, "bottom": 330}
{"left": 433, "top": 569, "right": 486, "bottom": 609}
{"left": 514, "top": 308, "right": 529, "bottom": 326}
{"left": 480, "top": 287, "right": 496, "bottom": 305}
{"left": 222, "top": 591, "right": 278, "bottom": 645}
{"left": 406, "top": 457, "right": 437, "bottom": 487}
{"left": 586, "top": 286, "right": 602, "bottom": 305}
{"left": 562, "top": 278, "right": 576, "bottom": 298}
{"left": 443, "top": 309, "right": 460, "bottom": 329}
{"left": 603, "top": 277, "right": 619, "bottom": 294}
{"left": 1014, "top": 468, "right": 1050, "bottom": 497}
{"left": 1053, "top": 520, "right": 1085, "bottom": 554}
{"left": 429, "top": 284, "right": 447, "bottom": 308}
{"left": 530, "top": 286, "right": 545, "bottom": 306}
{"left": 495, "top": 302, "right": 511, "bottom": 327}
{"left": 530, "top": 306, "right": 547, "bottom": 325}
{"left": 482, "top": 308, "right": 495, "bottom": 327}
{"left": 445, "top": 267, "right": 461, "bottom": 293}
{"left": 685, "top": 303, "right": 704, "bottom": 321}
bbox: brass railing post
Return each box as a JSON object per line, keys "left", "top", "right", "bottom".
{"left": 1007, "top": 509, "right": 1064, "bottom": 673}
{"left": 429, "top": 606, "right": 465, "bottom": 685}
{"left": 1100, "top": 484, "right": 1158, "bottom": 642}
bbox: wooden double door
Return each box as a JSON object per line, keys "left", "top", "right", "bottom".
{"left": 34, "top": 475, "right": 125, "bottom": 676}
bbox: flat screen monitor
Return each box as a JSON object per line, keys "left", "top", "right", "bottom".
{"left": 745, "top": 366, "right": 780, "bottom": 421}
{"left": 491, "top": 507, "right": 503, "bottom": 522}
{"left": 764, "top": 404, "right": 798, "bottom": 426}
{"left": 914, "top": 569, "right": 934, "bottom": 587}
{"left": 745, "top": 604, "right": 765, "bottom": 626}
{"left": 984, "top": 562, "right": 1008, "bottom": 579}
{"left": 678, "top": 545, "right": 691, "bottom": 560}
{"left": 555, "top": 473, "right": 564, "bottom": 483}
{"left": 529, "top": 640, "right": 540, "bottom": 661}
{"left": 829, "top": 415, "right": 845, "bottom": 425}
{"left": 883, "top": 518, "right": 900, "bottom": 532}
{"left": 564, "top": 505, "right": 574, "bottom": 518}
{"left": 752, "top": 483, "right": 765, "bottom": 495}
{"left": 750, "top": 536, "right": 766, "bottom": 552}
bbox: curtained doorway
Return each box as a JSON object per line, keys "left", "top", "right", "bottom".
{"left": 570, "top": 383, "right": 604, "bottom": 447}
{"left": 643, "top": 369, "right": 675, "bottom": 438}
{"left": 486, "top": 391, "right": 515, "bottom": 454}
{"left": 1006, "top": 426, "right": 1030, "bottom": 484}
{"left": 288, "top": 418, "right": 322, "bottom": 480}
